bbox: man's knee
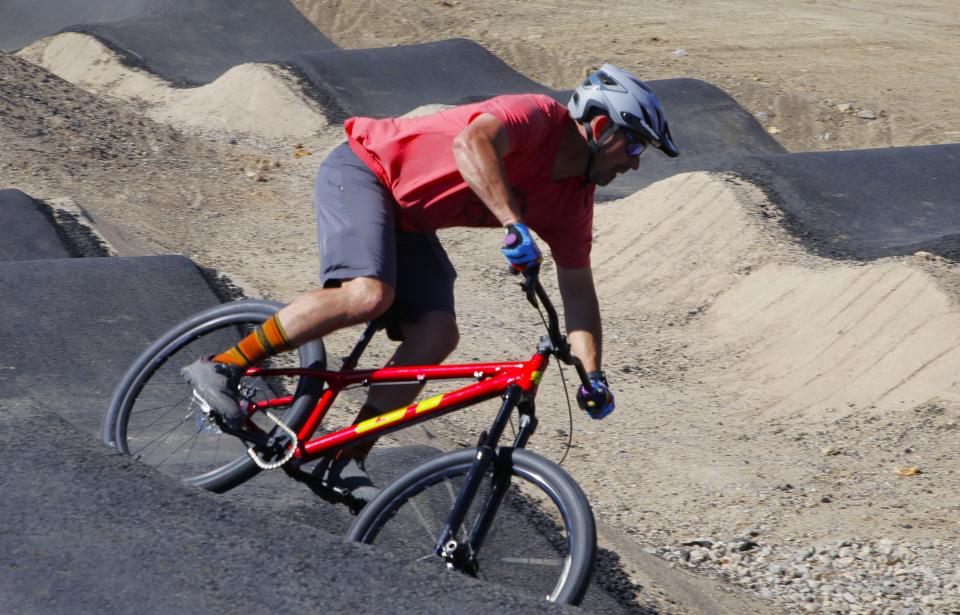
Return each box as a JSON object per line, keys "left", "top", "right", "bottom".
{"left": 343, "top": 278, "right": 394, "bottom": 322}
{"left": 433, "top": 315, "right": 460, "bottom": 358}
{"left": 403, "top": 312, "right": 459, "bottom": 361}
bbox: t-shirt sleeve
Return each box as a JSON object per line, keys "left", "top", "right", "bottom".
{"left": 469, "top": 95, "right": 558, "bottom": 157}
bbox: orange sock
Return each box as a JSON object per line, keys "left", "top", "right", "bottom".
{"left": 214, "top": 313, "right": 293, "bottom": 367}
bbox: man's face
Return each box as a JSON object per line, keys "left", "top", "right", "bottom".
{"left": 587, "top": 128, "right": 644, "bottom": 186}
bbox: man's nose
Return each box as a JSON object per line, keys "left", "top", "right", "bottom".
{"left": 628, "top": 154, "right": 641, "bottom": 171}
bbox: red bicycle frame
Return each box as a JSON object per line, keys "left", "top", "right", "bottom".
{"left": 245, "top": 352, "right": 551, "bottom": 463}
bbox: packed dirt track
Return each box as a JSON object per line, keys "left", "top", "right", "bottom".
{"left": 2, "top": 1, "right": 960, "bottom": 613}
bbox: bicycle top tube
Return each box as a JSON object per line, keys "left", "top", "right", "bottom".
{"left": 246, "top": 361, "right": 528, "bottom": 388}
{"left": 248, "top": 351, "right": 550, "bottom": 462}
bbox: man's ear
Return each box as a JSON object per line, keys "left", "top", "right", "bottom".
{"left": 590, "top": 114, "right": 611, "bottom": 135}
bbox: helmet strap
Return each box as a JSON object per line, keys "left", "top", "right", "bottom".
{"left": 581, "top": 120, "right": 617, "bottom": 186}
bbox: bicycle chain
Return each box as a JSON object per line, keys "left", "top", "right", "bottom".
{"left": 246, "top": 410, "right": 298, "bottom": 470}
{"left": 192, "top": 392, "right": 297, "bottom": 470}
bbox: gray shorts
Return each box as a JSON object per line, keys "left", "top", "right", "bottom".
{"left": 314, "top": 143, "right": 456, "bottom": 334}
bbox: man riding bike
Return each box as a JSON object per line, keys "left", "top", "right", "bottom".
{"left": 183, "top": 63, "right": 679, "bottom": 506}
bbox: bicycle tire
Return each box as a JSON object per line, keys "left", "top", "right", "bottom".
{"left": 104, "top": 300, "right": 326, "bottom": 492}
{"left": 347, "top": 447, "right": 596, "bottom": 605}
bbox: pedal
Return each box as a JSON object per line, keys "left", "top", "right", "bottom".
{"left": 238, "top": 383, "right": 258, "bottom": 406}
{"left": 191, "top": 390, "right": 216, "bottom": 419}
{"left": 190, "top": 391, "right": 222, "bottom": 434}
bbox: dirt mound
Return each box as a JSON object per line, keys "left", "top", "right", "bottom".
{"left": 19, "top": 33, "right": 330, "bottom": 141}
{"left": 592, "top": 172, "right": 960, "bottom": 421}
{"left": 706, "top": 259, "right": 960, "bottom": 418}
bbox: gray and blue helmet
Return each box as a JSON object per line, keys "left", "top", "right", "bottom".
{"left": 568, "top": 64, "right": 679, "bottom": 158}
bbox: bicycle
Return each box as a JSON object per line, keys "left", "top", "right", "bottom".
{"left": 102, "top": 266, "right": 598, "bottom": 604}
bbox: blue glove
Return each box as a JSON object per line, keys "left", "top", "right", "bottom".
{"left": 576, "top": 371, "right": 615, "bottom": 419}
{"left": 501, "top": 223, "right": 542, "bottom": 271}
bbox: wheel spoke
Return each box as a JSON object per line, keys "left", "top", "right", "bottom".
{"left": 129, "top": 413, "right": 193, "bottom": 460}
{"left": 499, "top": 556, "right": 564, "bottom": 567}
{"left": 152, "top": 425, "right": 205, "bottom": 469}
{"left": 407, "top": 498, "right": 442, "bottom": 543}
{"left": 129, "top": 390, "right": 193, "bottom": 425}
{"left": 178, "top": 424, "right": 204, "bottom": 478}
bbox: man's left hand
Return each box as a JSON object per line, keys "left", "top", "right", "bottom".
{"left": 576, "top": 371, "right": 615, "bottom": 419}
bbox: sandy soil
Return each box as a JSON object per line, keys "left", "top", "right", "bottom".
{"left": 3, "top": 1, "right": 960, "bottom": 612}
{"left": 291, "top": 0, "right": 960, "bottom": 152}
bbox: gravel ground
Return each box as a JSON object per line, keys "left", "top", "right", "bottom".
{"left": 653, "top": 537, "right": 960, "bottom": 614}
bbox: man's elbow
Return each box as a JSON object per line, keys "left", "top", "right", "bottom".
{"left": 452, "top": 130, "right": 477, "bottom": 165}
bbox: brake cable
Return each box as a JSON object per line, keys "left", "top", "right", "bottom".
{"left": 531, "top": 300, "right": 576, "bottom": 467}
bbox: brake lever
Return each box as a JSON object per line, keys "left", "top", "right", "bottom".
{"left": 568, "top": 354, "right": 591, "bottom": 387}
{"left": 523, "top": 273, "right": 539, "bottom": 307}
{"left": 552, "top": 339, "right": 591, "bottom": 390}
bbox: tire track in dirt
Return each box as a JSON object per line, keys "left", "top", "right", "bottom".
{"left": 592, "top": 172, "right": 960, "bottom": 425}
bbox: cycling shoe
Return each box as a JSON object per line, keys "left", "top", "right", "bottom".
{"left": 181, "top": 357, "right": 245, "bottom": 430}
{"left": 313, "top": 454, "right": 380, "bottom": 508}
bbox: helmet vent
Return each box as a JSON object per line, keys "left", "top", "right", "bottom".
{"left": 598, "top": 73, "right": 618, "bottom": 87}
{"left": 620, "top": 111, "right": 644, "bottom": 129}
{"left": 640, "top": 106, "right": 654, "bottom": 128}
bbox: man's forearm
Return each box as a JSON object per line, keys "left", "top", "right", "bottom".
{"left": 565, "top": 299, "right": 602, "bottom": 373}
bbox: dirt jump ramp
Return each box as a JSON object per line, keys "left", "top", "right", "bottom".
{"left": 593, "top": 167, "right": 960, "bottom": 422}
{"left": 0, "top": 207, "right": 584, "bottom": 613}
{"left": 0, "top": 399, "right": 570, "bottom": 615}
{"left": 726, "top": 143, "right": 960, "bottom": 259}
{"left": 18, "top": 30, "right": 779, "bottom": 201}
{"left": 0, "top": 0, "right": 336, "bottom": 84}
{"left": 0, "top": 189, "right": 73, "bottom": 261}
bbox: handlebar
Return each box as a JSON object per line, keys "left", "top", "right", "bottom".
{"left": 516, "top": 264, "right": 591, "bottom": 387}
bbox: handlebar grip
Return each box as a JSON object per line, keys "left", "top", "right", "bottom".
{"left": 503, "top": 224, "right": 523, "bottom": 249}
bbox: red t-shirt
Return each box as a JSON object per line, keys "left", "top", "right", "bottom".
{"left": 345, "top": 94, "right": 595, "bottom": 269}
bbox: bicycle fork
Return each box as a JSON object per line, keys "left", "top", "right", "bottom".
{"left": 434, "top": 384, "right": 539, "bottom": 573}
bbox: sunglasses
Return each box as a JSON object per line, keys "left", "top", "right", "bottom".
{"left": 623, "top": 129, "right": 649, "bottom": 157}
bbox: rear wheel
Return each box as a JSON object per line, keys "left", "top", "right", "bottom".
{"left": 104, "top": 300, "right": 325, "bottom": 492}
{"left": 347, "top": 447, "right": 596, "bottom": 605}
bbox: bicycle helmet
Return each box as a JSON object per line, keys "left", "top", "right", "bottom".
{"left": 568, "top": 64, "right": 679, "bottom": 158}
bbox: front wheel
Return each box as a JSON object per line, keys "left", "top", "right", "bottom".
{"left": 103, "top": 300, "right": 326, "bottom": 492}
{"left": 347, "top": 447, "right": 596, "bottom": 605}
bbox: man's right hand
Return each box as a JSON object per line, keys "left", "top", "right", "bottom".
{"left": 501, "top": 223, "right": 542, "bottom": 271}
